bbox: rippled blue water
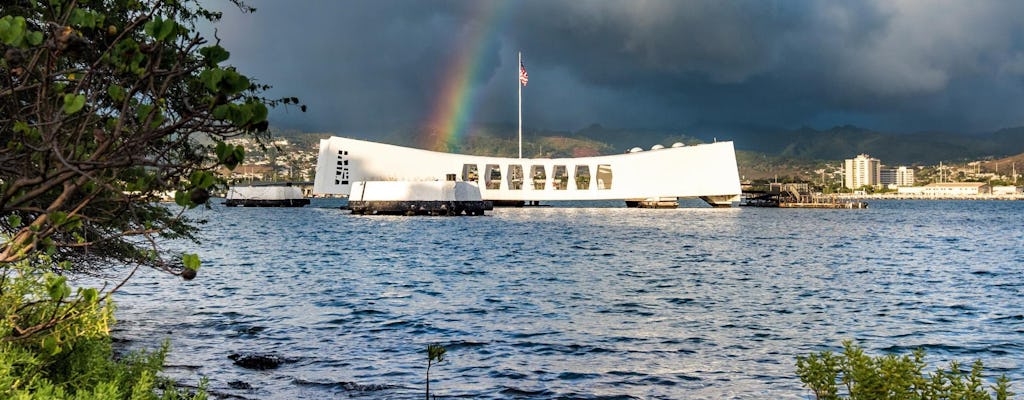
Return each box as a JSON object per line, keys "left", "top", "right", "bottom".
{"left": 99, "top": 200, "right": 1023, "bottom": 399}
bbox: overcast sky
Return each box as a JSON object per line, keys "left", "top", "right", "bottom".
{"left": 210, "top": 0, "right": 1024, "bottom": 138}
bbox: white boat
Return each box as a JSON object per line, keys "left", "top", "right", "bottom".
{"left": 312, "top": 137, "right": 741, "bottom": 207}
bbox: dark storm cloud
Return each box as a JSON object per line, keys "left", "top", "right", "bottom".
{"left": 212, "top": 0, "right": 1024, "bottom": 136}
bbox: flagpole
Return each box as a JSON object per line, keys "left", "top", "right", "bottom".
{"left": 518, "top": 51, "right": 522, "bottom": 159}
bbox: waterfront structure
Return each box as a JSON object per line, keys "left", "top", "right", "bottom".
{"left": 312, "top": 136, "right": 742, "bottom": 207}
{"left": 224, "top": 185, "right": 310, "bottom": 207}
{"left": 347, "top": 180, "right": 488, "bottom": 216}
{"left": 992, "top": 186, "right": 1023, "bottom": 195}
{"left": 897, "top": 182, "right": 990, "bottom": 196}
{"left": 844, "top": 154, "right": 881, "bottom": 189}
{"left": 741, "top": 183, "right": 867, "bottom": 208}
{"left": 880, "top": 166, "right": 915, "bottom": 187}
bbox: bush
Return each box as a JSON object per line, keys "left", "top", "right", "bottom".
{"left": 0, "top": 258, "right": 205, "bottom": 399}
{"left": 796, "top": 340, "right": 1015, "bottom": 400}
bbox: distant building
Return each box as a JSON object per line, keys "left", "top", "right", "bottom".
{"left": 897, "top": 182, "right": 990, "bottom": 196}
{"left": 844, "top": 154, "right": 880, "bottom": 189}
{"left": 226, "top": 164, "right": 274, "bottom": 181}
{"left": 992, "top": 186, "right": 1023, "bottom": 195}
{"left": 880, "top": 166, "right": 915, "bottom": 187}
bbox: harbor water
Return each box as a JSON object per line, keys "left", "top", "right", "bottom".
{"left": 100, "top": 199, "right": 1024, "bottom": 399}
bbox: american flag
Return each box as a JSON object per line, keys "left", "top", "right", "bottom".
{"left": 519, "top": 61, "right": 529, "bottom": 86}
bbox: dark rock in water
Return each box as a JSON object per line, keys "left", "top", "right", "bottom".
{"left": 293, "top": 378, "right": 394, "bottom": 392}
{"left": 236, "top": 326, "right": 266, "bottom": 335}
{"left": 227, "top": 380, "right": 253, "bottom": 390}
{"left": 228, "top": 353, "right": 287, "bottom": 370}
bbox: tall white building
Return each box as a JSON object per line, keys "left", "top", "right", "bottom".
{"left": 844, "top": 154, "right": 881, "bottom": 189}
{"left": 880, "top": 166, "right": 915, "bottom": 187}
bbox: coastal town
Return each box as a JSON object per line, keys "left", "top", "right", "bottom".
{"left": 217, "top": 135, "right": 1024, "bottom": 201}
{"left": 829, "top": 153, "right": 1024, "bottom": 200}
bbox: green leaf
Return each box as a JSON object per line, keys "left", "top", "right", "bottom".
{"left": 107, "top": 84, "right": 125, "bottom": 101}
{"left": 0, "top": 16, "right": 27, "bottom": 47}
{"left": 7, "top": 214, "right": 21, "bottom": 228}
{"left": 156, "top": 19, "right": 175, "bottom": 41}
{"left": 81, "top": 287, "right": 98, "bottom": 303}
{"left": 27, "top": 30, "right": 43, "bottom": 46}
{"left": 212, "top": 104, "right": 229, "bottom": 120}
{"left": 200, "top": 45, "right": 230, "bottom": 66}
{"left": 182, "top": 253, "right": 200, "bottom": 271}
{"left": 13, "top": 120, "right": 30, "bottom": 134}
{"left": 200, "top": 68, "right": 224, "bottom": 92}
{"left": 215, "top": 141, "right": 229, "bottom": 161}
{"left": 50, "top": 211, "right": 68, "bottom": 226}
{"left": 143, "top": 15, "right": 162, "bottom": 37}
{"left": 47, "top": 274, "right": 68, "bottom": 299}
{"left": 190, "top": 170, "right": 215, "bottom": 189}
{"left": 42, "top": 336, "right": 62, "bottom": 356}
{"left": 148, "top": 108, "right": 165, "bottom": 128}
{"left": 62, "top": 93, "right": 86, "bottom": 114}
{"left": 251, "top": 102, "right": 268, "bottom": 123}
{"left": 69, "top": 9, "right": 85, "bottom": 27}
{"left": 136, "top": 103, "right": 154, "bottom": 122}
{"left": 223, "top": 70, "right": 250, "bottom": 94}
{"left": 229, "top": 104, "right": 253, "bottom": 126}
{"left": 174, "top": 190, "right": 190, "bottom": 207}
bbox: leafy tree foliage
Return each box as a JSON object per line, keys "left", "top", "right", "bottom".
{"left": 797, "top": 341, "right": 1014, "bottom": 400}
{"left": 1, "top": 0, "right": 300, "bottom": 397}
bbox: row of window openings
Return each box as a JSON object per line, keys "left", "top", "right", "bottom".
{"left": 334, "top": 149, "right": 350, "bottom": 185}
{"left": 462, "top": 164, "right": 613, "bottom": 190}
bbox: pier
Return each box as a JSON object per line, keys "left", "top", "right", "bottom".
{"left": 742, "top": 183, "right": 867, "bottom": 209}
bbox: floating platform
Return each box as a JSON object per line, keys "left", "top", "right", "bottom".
{"left": 225, "top": 185, "right": 310, "bottom": 207}
{"left": 625, "top": 197, "right": 679, "bottom": 208}
{"left": 348, "top": 180, "right": 488, "bottom": 216}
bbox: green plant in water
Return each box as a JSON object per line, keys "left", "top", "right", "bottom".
{"left": 426, "top": 343, "right": 447, "bottom": 400}
{"left": 796, "top": 340, "right": 1015, "bottom": 400}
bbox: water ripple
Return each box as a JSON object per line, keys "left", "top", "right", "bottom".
{"left": 84, "top": 199, "right": 1024, "bottom": 399}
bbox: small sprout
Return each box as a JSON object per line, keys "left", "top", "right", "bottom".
{"left": 428, "top": 343, "right": 446, "bottom": 364}
{"left": 426, "top": 343, "right": 447, "bottom": 400}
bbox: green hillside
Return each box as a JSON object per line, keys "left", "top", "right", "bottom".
{"left": 272, "top": 123, "right": 1024, "bottom": 183}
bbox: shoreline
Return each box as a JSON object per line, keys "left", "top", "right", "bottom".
{"left": 829, "top": 193, "right": 1024, "bottom": 201}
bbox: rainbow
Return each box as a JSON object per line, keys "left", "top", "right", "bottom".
{"left": 420, "top": 2, "right": 510, "bottom": 152}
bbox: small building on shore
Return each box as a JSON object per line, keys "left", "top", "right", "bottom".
{"left": 897, "top": 182, "right": 990, "bottom": 197}
{"left": 992, "top": 185, "right": 1023, "bottom": 195}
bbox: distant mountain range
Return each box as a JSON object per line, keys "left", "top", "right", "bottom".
{"left": 565, "top": 124, "right": 1024, "bottom": 165}
{"left": 277, "top": 123, "right": 1024, "bottom": 165}
{"left": 710, "top": 125, "right": 1024, "bottom": 165}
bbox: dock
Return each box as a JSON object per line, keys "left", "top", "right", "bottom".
{"left": 741, "top": 183, "right": 867, "bottom": 209}
{"left": 779, "top": 200, "right": 867, "bottom": 209}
